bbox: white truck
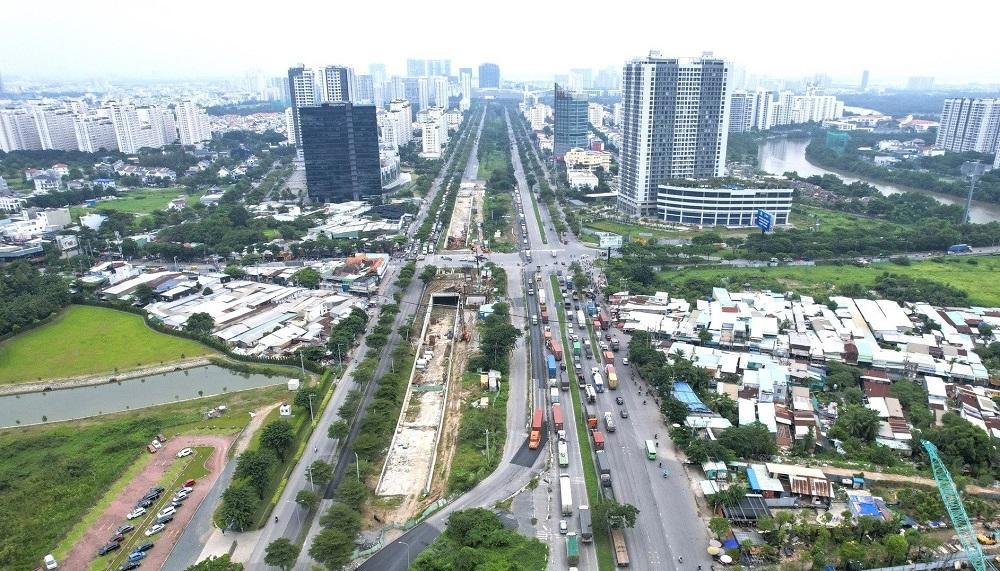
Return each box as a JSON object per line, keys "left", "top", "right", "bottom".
{"left": 604, "top": 412, "right": 617, "bottom": 433}
{"left": 550, "top": 386, "right": 561, "bottom": 404}
{"left": 559, "top": 473, "right": 573, "bottom": 516}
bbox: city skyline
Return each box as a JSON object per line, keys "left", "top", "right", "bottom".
{"left": 3, "top": 0, "right": 1000, "bottom": 85}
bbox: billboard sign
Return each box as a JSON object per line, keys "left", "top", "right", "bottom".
{"left": 597, "top": 232, "right": 623, "bottom": 249}
{"left": 755, "top": 209, "right": 774, "bottom": 233}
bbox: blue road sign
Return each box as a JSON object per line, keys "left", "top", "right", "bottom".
{"left": 755, "top": 209, "right": 774, "bottom": 233}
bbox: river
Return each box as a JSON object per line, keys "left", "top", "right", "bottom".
{"left": 0, "top": 365, "right": 285, "bottom": 428}
{"left": 757, "top": 137, "right": 1000, "bottom": 224}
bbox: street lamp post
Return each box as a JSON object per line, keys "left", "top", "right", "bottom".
{"left": 354, "top": 451, "right": 360, "bottom": 482}
{"left": 398, "top": 540, "right": 411, "bottom": 568}
{"left": 307, "top": 393, "right": 315, "bottom": 424}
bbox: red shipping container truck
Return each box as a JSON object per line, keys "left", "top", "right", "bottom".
{"left": 551, "top": 404, "right": 564, "bottom": 431}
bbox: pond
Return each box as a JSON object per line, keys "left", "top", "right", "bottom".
{"left": 0, "top": 365, "right": 285, "bottom": 428}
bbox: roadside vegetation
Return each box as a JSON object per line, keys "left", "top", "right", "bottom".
{"left": 411, "top": 508, "right": 547, "bottom": 570}
{"left": 477, "top": 103, "right": 518, "bottom": 252}
{"left": 448, "top": 300, "right": 519, "bottom": 493}
{"left": 0, "top": 304, "right": 213, "bottom": 383}
{"left": 0, "top": 385, "right": 290, "bottom": 570}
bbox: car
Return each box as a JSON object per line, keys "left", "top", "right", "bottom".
{"left": 173, "top": 490, "right": 189, "bottom": 501}
{"left": 117, "top": 524, "right": 135, "bottom": 535}
{"left": 135, "top": 498, "right": 153, "bottom": 509}
{"left": 157, "top": 506, "right": 176, "bottom": 519}
{"left": 620, "top": 409, "right": 629, "bottom": 419}
{"left": 156, "top": 514, "right": 174, "bottom": 525}
{"left": 616, "top": 396, "right": 625, "bottom": 405}
{"left": 622, "top": 358, "right": 629, "bottom": 366}
{"left": 559, "top": 519, "right": 568, "bottom": 534}
{"left": 147, "top": 486, "right": 165, "bottom": 495}
{"left": 178, "top": 486, "right": 194, "bottom": 494}
{"left": 135, "top": 542, "right": 155, "bottom": 552}
{"left": 144, "top": 524, "right": 165, "bottom": 537}
{"left": 591, "top": 366, "right": 600, "bottom": 377}
{"left": 184, "top": 479, "right": 196, "bottom": 488}
{"left": 98, "top": 542, "right": 121, "bottom": 556}
{"left": 176, "top": 447, "right": 194, "bottom": 458}
{"left": 150, "top": 439, "right": 163, "bottom": 450}
{"left": 127, "top": 551, "right": 147, "bottom": 562}
{"left": 127, "top": 507, "right": 147, "bottom": 520}
{"left": 109, "top": 533, "right": 125, "bottom": 543}
{"left": 120, "top": 562, "right": 141, "bottom": 570}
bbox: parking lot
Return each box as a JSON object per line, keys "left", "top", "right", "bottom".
{"left": 59, "top": 435, "right": 233, "bottom": 571}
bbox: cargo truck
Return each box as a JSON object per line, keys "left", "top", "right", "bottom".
{"left": 566, "top": 533, "right": 579, "bottom": 565}
{"left": 552, "top": 403, "right": 564, "bottom": 431}
{"left": 573, "top": 341, "right": 581, "bottom": 357}
{"left": 603, "top": 350, "right": 615, "bottom": 365}
{"left": 579, "top": 506, "right": 593, "bottom": 543}
{"left": 595, "top": 450, "right": 612, "bottom": 487}
{"left": 583, "top": 404, "right": 598, "bottom": 428}
{"left": 528, "top": 408, "right": 543, "bottom": 449}
{"left": 591, "top": 429, "right": 605, "bottom": 450}
{"left": 592, "top": 319, "right": 602, "bottom": 332}
{"left": 585, "top": 385, "right": 597, "bottom": 403}
{"left": 593, "top": 372, "right": 605, "bottom": 393}
{"left": 611, "top": 338, "right": 620, "bottom": 351}
{"left": 586, "top": 301, "right": 596, "bottom": 316}
{"left": 551, "top": 340, "right": 563, "bottom": 361}
{"left": 604, "top": 411, "right": 617, "bottom": 432}
{"left": 611, "top": 529, "right": 630, "bottom": 567}
{"left": 558, "top": 440, "right": 569, "bottom": 467}
{"left": 550, "top": 387, "right": 560, "bottom": 405}
{"left": 541, "top": 309, "right": 549, "bottom": 324}
{"left": 598, "top": 311, "right": 610, "bottom": 330}
{"left": 561, "top": 375, "right": 570, "bottom": 391}
{"left": 559, "top": 474, "right": 573, "bottom": 516}
{"left": 538, "top": 289, "right": 547, "bottom": 308}
{"left": 547, "top": 355, "right": 557, "bottom": 378}
{"left": 576, "top": 309, "right": 587, "bottom": 328}
{"left": 606, "top": 364, "right": 618, "bottom": 390}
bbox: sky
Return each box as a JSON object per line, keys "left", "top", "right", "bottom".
{"left": 3, "top": 0, "right": 1000, "bottom": 86}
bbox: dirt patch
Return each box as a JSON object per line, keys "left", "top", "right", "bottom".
{"left": 431, "top": 307, "right": 479, "bottom": 493}
{"left": 233, "top": 403, "right": 281, "bottom": 455}
{"left": 61, "top": 435, "right": 233, "bottom": 571}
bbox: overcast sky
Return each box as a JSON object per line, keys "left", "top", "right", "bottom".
{"left": 4, "top": 0, "right": 999, "bottom": 86}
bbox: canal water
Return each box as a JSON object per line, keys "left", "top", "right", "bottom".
{"left": 756, "top": 137, "right": 1000, "bottom": 224}
{"left": 0, "top": 365, "right": 285, "bottom": 428}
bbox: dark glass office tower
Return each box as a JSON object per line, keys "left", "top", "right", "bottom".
{"left": 553, "top": 83, "right": 589, "bottom": 159}
{"left": 299, "top": 103, "right": 382, "bottom": 203}
{"left": 478, "top": 63, "right": 500, "bottom": 88}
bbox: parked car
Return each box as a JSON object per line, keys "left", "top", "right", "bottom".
{"left": 109, "top": 533, "right": 125, "bottom": 543}
{"left": 173, "top": 490, "right": 188, "bottom": 501}
{"left": 98, "top": 543, "right": 121, "bottom": 556}
{"left": 176, "top": 447, "right": 193, "bottom": 458}
{"left": 144, "top": 524, "right": 165, "bottom": 537}
{"left": 135, "top": 498, "right": 153, "bottom": 509}
{"left": 119, "top": 562, "right": 141, "bottom": 570}
{"left": 126, "top": 507, "right": 147, "bottom": 520}
{"left": 156, "top": 514, "right": 174, "bottom": 525}
{"left": 127, "top": 551, "right": 146, "bottom": 562}
{"left": 146, "top": 444, "right": 158, "bottom": 454}
{"left": 156, "top": 506, "right": 176, "bottom": 519}
{"left": 134, "top": 542, "right": 155, "bottom": 552}
{"left": 179, "top": 486, "right": 193, "bottom": 494}
{"left": 116, "top": 524, "right": 135, "bottom": 535}
{"left": 183, "top": 479, "right": 196, "bottom": 488}
{"left": 150, "top": 440, "right": 163, "bottom": 450}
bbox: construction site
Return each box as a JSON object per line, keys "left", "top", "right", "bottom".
{"left": 371, "top": 266, "right": 499, "bottom": 527}
{"left": 445, "top": 181, "right": 485, "bottom": 250}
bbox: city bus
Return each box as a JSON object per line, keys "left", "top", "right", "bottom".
{"left": 644, "top": 439, "right": 657, "bottom": 460}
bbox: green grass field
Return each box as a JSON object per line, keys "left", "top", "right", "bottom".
{"left": 477, "top": 150, "right": 508, "bottom": 182}
{"left": 70, "top": 188, "right": 202, "bottom": 218}
{"left": 657, "top": 256, "right": 1000, "bottom": 307}
{"left": 584, "top": 219, "right": 748, "bottom": 242}
{"left": 0, "top": 385, "right": 289, "bottom": 571}
{"left": 0, "top": 305, "right": 214, "bottom": 384}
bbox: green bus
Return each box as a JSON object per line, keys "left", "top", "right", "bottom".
{"left": 558, "top": 440, "right": 569, "bottom": 468}
{"left": 644, "top": 439, "right": 656, "bottom": 460}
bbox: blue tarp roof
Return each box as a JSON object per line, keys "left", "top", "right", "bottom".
{"left": 672, "top": 381, "right": 712, "bottom": 413}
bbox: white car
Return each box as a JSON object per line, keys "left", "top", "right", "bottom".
{"left": 144, "top": 524, "right": 165, "bottom": 537}
{"left": 559, "top": 519, "right": 568, "bottom": 534}
{"left": 173, "top": 490, "right": 189, "bottom": 501}
{"left": 150, "top": 440, "right": 163, "bottom": 450}
{"left": 176, "top": 447, "right": 193, "bottom": 458}
{"left": 591, "top": 366, "right": 600, "bottom": 377}
{"left": 622, "top": 358, "right": 629, "bottom": 366}
{"left": 157, "top": 506, "right": 176, "bottom": 519}
{"left": 127, "top": 507, "right": 147, "bottom": 520}
{"left": 179, "top": 486, "right": 194, "bottom": 494}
